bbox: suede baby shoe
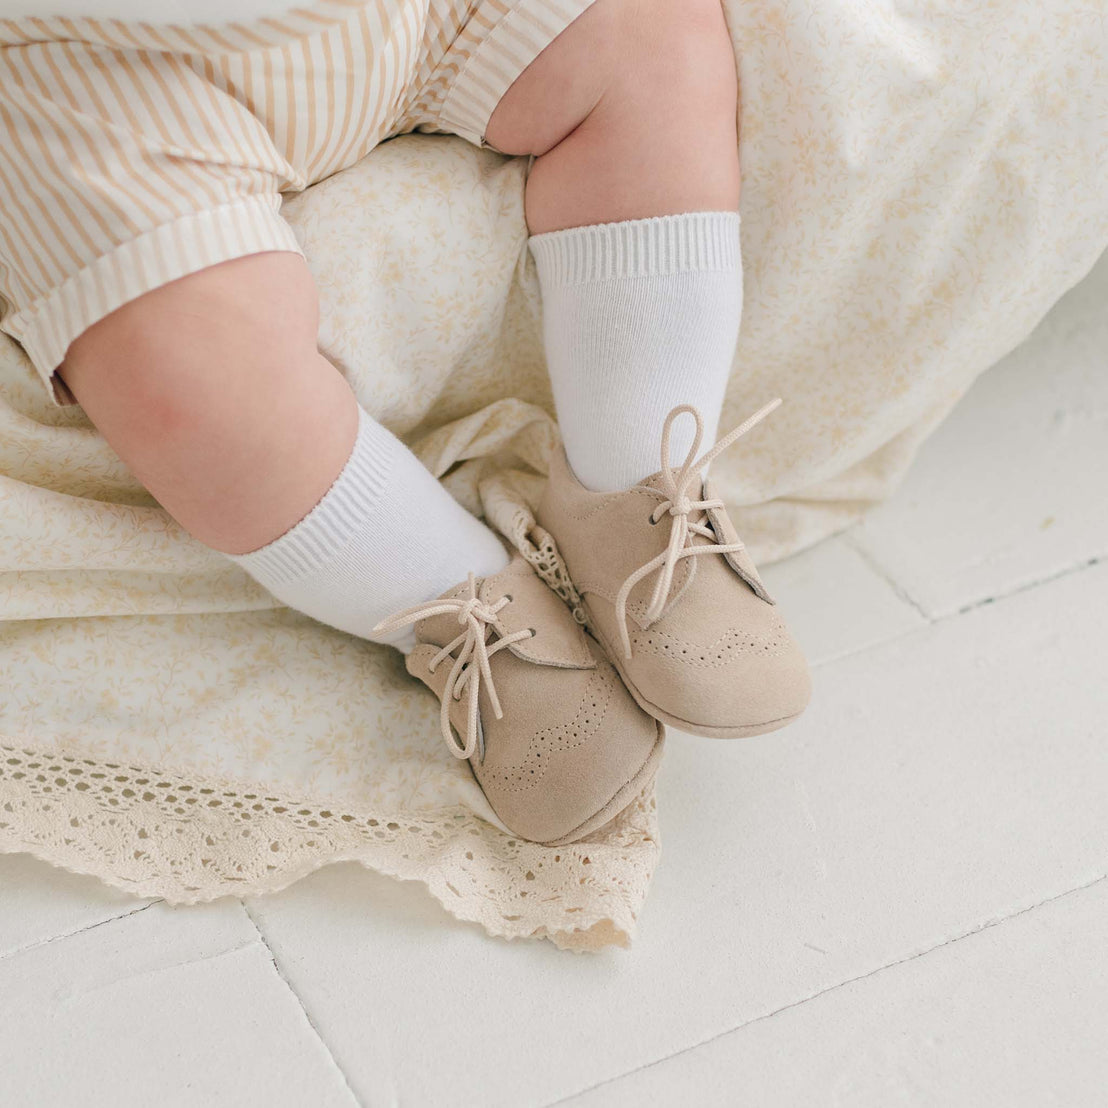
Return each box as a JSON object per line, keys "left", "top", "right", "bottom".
{"left": 373, "top": 553, "right": 665, "bottom": 846}
{"left": 536, "top": 401, "right": 811, "bottom": 739}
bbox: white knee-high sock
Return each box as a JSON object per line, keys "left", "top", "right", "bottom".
{"left": 227, "top": 405, "right": 509, "bottom": 652}
{"left": 528, "top": 210, "right": 742, "bottom": 492}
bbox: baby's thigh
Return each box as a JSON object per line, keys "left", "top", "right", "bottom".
{"left": 60, "top": 252, "right": 323, "bottom": 420}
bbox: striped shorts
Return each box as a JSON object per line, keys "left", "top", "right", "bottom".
{"left": 0, "top": 0, "right": 595, "bottom": 405}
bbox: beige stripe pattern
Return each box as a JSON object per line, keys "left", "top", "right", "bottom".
{"left": 0, "top": 0, "right": 594, "bottom": 405}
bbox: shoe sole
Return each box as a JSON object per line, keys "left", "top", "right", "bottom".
{"left": 588, "top": 620, "right": 806, "bottom": 740}
{"left": 538, "top": 719, "right": 666, "bottom": 847}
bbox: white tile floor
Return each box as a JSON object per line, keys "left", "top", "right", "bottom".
{"left": 2, "top": 252, "right": 1105, "bottom": 1108}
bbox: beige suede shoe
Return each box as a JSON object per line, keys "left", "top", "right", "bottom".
{"left": 536, "top": 401, "right": 811, "bottom": 739}
{"left": 373, "top": 554, "right": 664, "bottom": 846}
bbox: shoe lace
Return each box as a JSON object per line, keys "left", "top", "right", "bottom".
{"left": 372, "top": 575, "right": 533, "bottom": 760}
{"left": 612, "top": 398, "right": 782, "bottom": 660}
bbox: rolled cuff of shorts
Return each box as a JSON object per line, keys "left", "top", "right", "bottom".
{"left": 5, "top": 194, "right": 303, "bottom": 407}
{"left": 437, "top": 0, "right": 597, "bottom": 149}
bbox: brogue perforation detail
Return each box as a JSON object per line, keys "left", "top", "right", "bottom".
{"left": 478, "top": 667, "right": 615, "bottom": 795}
{"left": 628, "top": 622, "right": 790, "bottom": 669}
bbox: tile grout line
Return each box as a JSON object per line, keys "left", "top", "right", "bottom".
{"left": 951, "top": 553, "right": 1105, "bottom": 618}
{"left": 802, "top": 547, "right": 1108, "bottom": 673}
{"left": 240, "top": 900, "right": 365, "bottom": 1108}
{"left": 545, "top": 871, "right": 1108, "bottom": 1107}
{"left": 831, "top": 535, "right": 1107, "bottom": 654}
{"left": 840, "top": 531, "right": 933, "bottom": 622}
{"left": 0, "top": 899, "right": 159, "bottom": 964}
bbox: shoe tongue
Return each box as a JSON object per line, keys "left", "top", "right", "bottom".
{"left": 701, "top": 477, "right": 775, "bottom": 604}
{"left": 626, "top": 469, "right": 758, "bottom": 621}
{"left": 414, "top": 556, "right": 595, "bottom": 669}
{"left": 479, "top": 558, "right": 594, "bottom": 668}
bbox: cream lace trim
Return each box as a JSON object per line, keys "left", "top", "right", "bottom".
{"left": 480, "top": 470, "right": 588, "bottom": 624}
{"left": 0, "top": 744, "right": 659, "bottom": 953}
{"left": 0, "top": 464, "right": 659, "bottom": 953}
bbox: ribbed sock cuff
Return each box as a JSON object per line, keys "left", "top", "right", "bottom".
{"left": 228, "top": 406, "right": 394, "bottom": 589}
{"left": 527, "top": 210, "right": 740, "bottom": 285}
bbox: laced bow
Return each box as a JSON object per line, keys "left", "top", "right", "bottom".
{"left": 372, "top": 575, "right": 532, "bottom": 761}
{"left": 612, "top": 398, "right": 782, "bottom": 659}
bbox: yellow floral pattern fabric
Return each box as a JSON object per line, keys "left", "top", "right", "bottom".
{"left": 1, "top": 0, "right": 1105, "bottom": 949}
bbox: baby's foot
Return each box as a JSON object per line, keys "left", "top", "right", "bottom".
{"left": 537, "top": 402, "right": 811, "bottom": 738}
{"left": 374, "top": 554, "right": 664, "bottom": 845}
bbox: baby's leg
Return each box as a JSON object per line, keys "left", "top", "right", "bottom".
{"left": 486, "top": 0, "right": 744, "bottom": 491}
{"left": 62, "top": 253, "right": 355, "bottom": 555}
{"left": 487, "top": 0, "right": 739, "bottom": 231}
{"left": 59, "top": 251, "right": 508, "bottom": 648}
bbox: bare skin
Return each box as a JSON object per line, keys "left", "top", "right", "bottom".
{"left": 60, "top": 252, "right": 357, "bottom": 554}
{"left": 486, "top": 0, "right": 740, "bottom": 231}
{"left": 58, "top": 0, "right": 740, "bottom": 556}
